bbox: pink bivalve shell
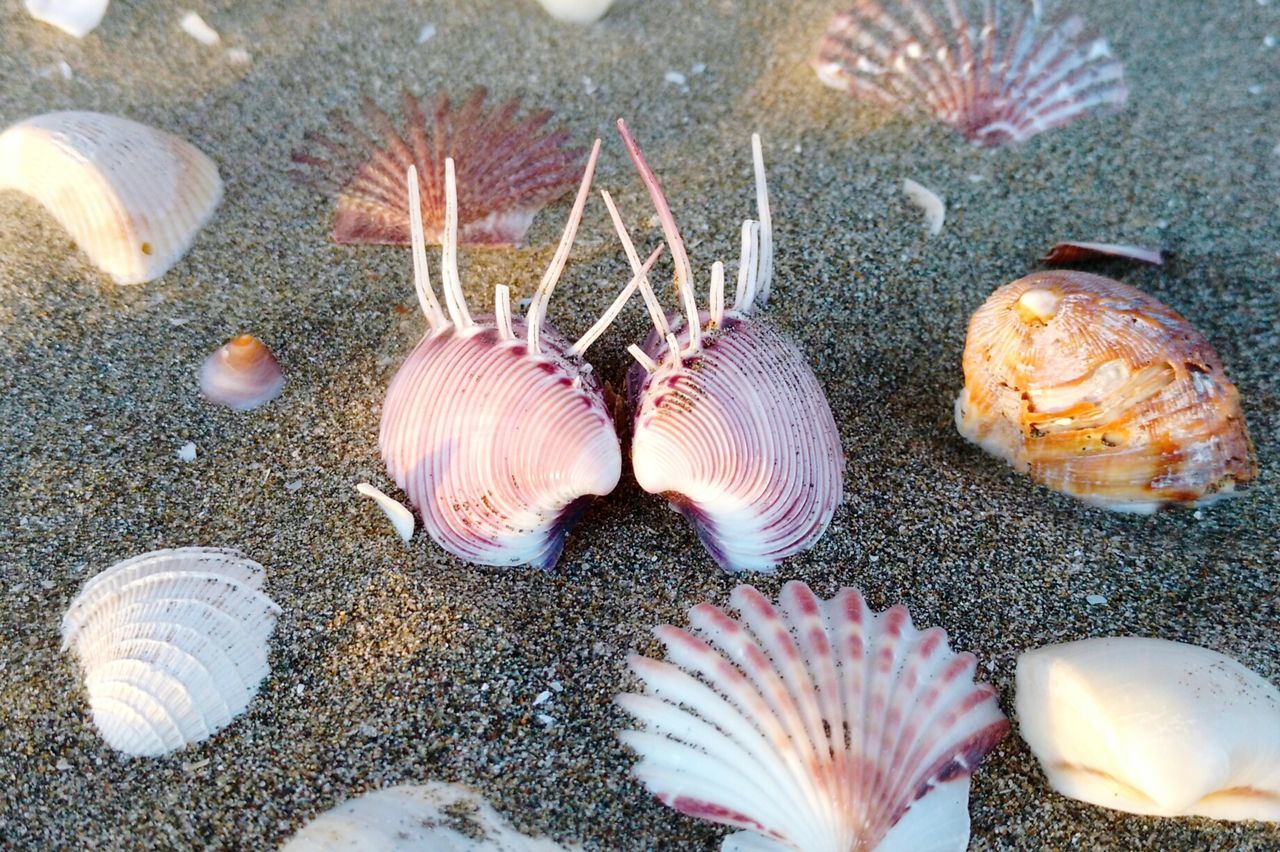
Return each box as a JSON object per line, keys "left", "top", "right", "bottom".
{"left": 618, "top": 581, "right": 1009, "bottom": 851}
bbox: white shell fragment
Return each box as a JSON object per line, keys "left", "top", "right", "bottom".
{"left": 1016, "top": 637, "right": 1280, "bottom": 821}
{"left": 533, "top": 0, "right": 616, "bottom": 24}
{"left": 381, "top": 145, "right": 658, "bottom": 570}
{"left": 198, "top": 335, "right": 285, "bottom": 411}
{"left": 0, "top": 111, "right": 223, "bottom": 285}
{"left": 24, "top": 0, "right": 108, "bottom": 38}
{"left": 179, "top": 10, "right": 220, "bottom": 46}
{"left": 902, "top": 178, "right": 944, "bottom": 236}
{"left": 1041, "top": 241, "right": 1164, "bottom": 266}
{"left": 282, "top": 781, "right": 569, "bottom": 850}
{"left": 619, "top": 582, "right": 1009, "bottom": 851}
{"left": 61, "top": 547, "right": 280, "bottom": 757}
{"left": 615, "top": 122, "right": 844, "bottom": 573}
{"left": 355, "top": 483, "right": 414, "bottom": 544}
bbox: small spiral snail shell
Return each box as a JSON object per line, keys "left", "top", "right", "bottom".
{"left": 610, "top": 122, "right": 844, "bottom": 573}
{"left": 955, "top": 271, "right": 1256, "bottom": 512}
{"left": 379, "top": 142, "right": 662, "bottom": 570}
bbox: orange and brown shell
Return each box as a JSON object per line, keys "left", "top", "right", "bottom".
{"left": 954, "top": 271, "right": 1256, "bottom": 513}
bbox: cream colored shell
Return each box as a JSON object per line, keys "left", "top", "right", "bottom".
{"left": 955, "top": 271, "right": 1255, "bottom": 512}
{"left": 0, "top": 111, "right": 223, "bottom": 285}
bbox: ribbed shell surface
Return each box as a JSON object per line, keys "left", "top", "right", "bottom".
{"left": 619, "top": 581, "right": 1009, "bottom": 851}
{"left": 627, "top": 313, "right": 844, "bottom": 573}
{"left": 380, "top": 318, "right": 620, "bottom": 570}
{"left": 955, "top": 271, "right": 1256, "bottom": 512}
{"left": 60, "top": 547, "right": 280, "bottom": 757}
{"left": 0, "top": 111, "right": 222, "bottom": 284}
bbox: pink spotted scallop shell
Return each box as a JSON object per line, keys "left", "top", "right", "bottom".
{"left": 293, "top": 88, "right": 584, "bottom": 246}
{"left": 610, "top": 122, "right": 844, "bottom": 573}
{"left": 812, "top": 0, "right": 1128, "bottom": 146}
{"left": 379, "top": 142, "right": 663, "bottom": 570}
{"left": 618, "top": 581, "right": 1009, "bottom": 851}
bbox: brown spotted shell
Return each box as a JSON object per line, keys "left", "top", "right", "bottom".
{"left": 955, "top": 271, "right": 1256, "bottom": 513}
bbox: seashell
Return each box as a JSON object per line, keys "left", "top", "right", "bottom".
{"left": 179, "top": 10, "right": 221, "bottom": 46}
{"left": 954, "top": 271, "right": 1256, "bottom": 512}
{"left": 1016, "top": 636, "right": 1280, "bottom": 821}
{"left": 198, "top": 334, "right": 285, "bottom": 411}
{"left": 533, "top": 0, "right": 616, "bottom": 24}
{"left": 60, "top": 547, "right": 280, "bottom": 757}
{"left": 380, "top": 143, "right": 662, "bottom": 570}
{"left": 1041, "top": 240, "right": 1163, "bottom": 267}
{"left": 293, "top": 88, "right": 584, "bottom": 247}
{"left": 612, "top": 121, "right": 844, "bottom": 573}
{"left": 282, "top": 781, "right": 569, "bottom": 850}
{"left": 902, "top": 178, "right": 944, "bottom": 236}
{"left": 24, "top": 0, "right": 108, "bottom": 38}
{"left": 0, "top": 112, "right": 222, "bottom": 285}
{"left": 354, "top": 482, "right": 415, "bottom": 544}
{"left": 618, "top": 581, "right": 1010, "bottom": 851}
{"left": 812, "top": 1, "right": 1128, "bottom": 146}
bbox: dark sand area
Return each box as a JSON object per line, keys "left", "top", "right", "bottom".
{"left": 1, "top": 0, "right": 1277, "bottom": 848}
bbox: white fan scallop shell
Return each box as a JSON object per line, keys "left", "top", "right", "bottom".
{"left": 0, "top": 111, "right": 223, "bottom": 284}
{"left": 282, "top": 781, "right": 570, "bottom": 850}
{"left": 618, "top": 581, "right": 1010, "bottom": 851}
{"left": 1016, "top": 636, "right": 1280, "bottom": 821}
{"left": 61, "top": 547, "right": 280, "bottom": 757}
{"left": 614, "top": 123, "right": 843, "bottom": 573}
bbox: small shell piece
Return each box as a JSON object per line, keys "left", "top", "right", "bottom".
{"left": 0, "top": 112, "right": 222, "bottom": 284}
{"left": 282, "top": 781, "right": 569, "bottom": 850}
{"left": 60, "top": 547, "right": 281, "bottom": 757}
{"left": 812, "top": 1, "right": 1128, "bottom": 146}
{"left": 293, "top": 88, "right": 584, "bottom": 247}
{"left": 1041, "top": 241, "right": 1163, "bottom": 267}
{"left": 619, "top": 581, "right": 1009, "bottom": 851}
{"left": 354, "top": 482, "right": 415, "bottom": 544}
{"left": 198, "top": 334, "right": 285, "bottom": 411}
{"left": 533, "top": 0, "right": 615, "bottom": 23}
{"left": 381, "top": 144, "right": 658, "bottom": 570}
{"left": 24, "top": 0, "right": 108, "bottom": 37}
{"left": 1016, "top": 637, "right": 1280, "bottom": 821}
{"left": 902, "top": 178, "right": 944, "bottom": 236}
{"left": 955, "top": 271, "right": 1256, "bottom": 512}
{"left": 615, "top": 122, "right": 843, "bottom": 573}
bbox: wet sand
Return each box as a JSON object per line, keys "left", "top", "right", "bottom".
{"left": 0, "top": 0, "right": 1277, "bottom": 848}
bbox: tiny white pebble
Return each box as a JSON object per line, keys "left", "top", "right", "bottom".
{"left": 1086, "top": 594, "right": 1107, "bottom": 606}
{"left": 582, "top": 75, "right": 597, "bottom": 95}
{"left": 285, "top": 479, "right": 303, "bottom": 492}
{"left": 57, "top": 60, "right": 72, "bottom": 79}
{"left": 1265, "top": 35, "right": 1276, "bottom": 48}
{"left": 793, "top": 143, "right": 802, "bottom": 154}
{"left": 226, "top": 47, "right": 251, "bottom": 65}
{"left": 55, "top": 758, "right": 71, "bottom": 771}
{"left": 535, "top": 713, "right": 555, "bottom": 727}
{"left": 176, "top": 442, "right": 197, "bottom": 462}
{"left": 182, "top": 758, "right": 211, "bottom": 772}
{"left": 416, "top": 23, "right": 436, "bottom": 44}
{"left": 691, "top": 62, "right": 706, "bottom": 75}
{"left": 83, "top": 424, "right": 93, "bottom": 432}
{"left": 533, "top": 690, "right": 552, "bottom": 706}
{"left": 967, "top": 173, "right": 986, "bottom": 183}
{"left": 169, "top": 316, "right": 191, "bottom": 327}
{"left": 1194, "top": 509, "right": 1205, "bottom": 520}
{"left": 40, "top": 579, "right": 54, "bottom": 590}
{"left": 1248, "top": 84, "right": 1264, "bottom": 95}
{"left": 180, "top": 11, "right": 221, "bottom": 46}
{"left": 663, "top": 70, "right": 687, "bottom": 86}
{"left": 294, "top": 683, "right": 305, "bottom": 696}
{"left": 550, "top": 680, "right": 563, "bottom": 692}
{"left": 480, "top": 682, "right": 490, "bottom": 692}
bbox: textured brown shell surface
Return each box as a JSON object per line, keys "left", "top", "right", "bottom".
{"left": 957, "top": 271, "right": 1256, "bottom": 511}
{"left": 292, "top": 89, "right": 585, "bottom": 246}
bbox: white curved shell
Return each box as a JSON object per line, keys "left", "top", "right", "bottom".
{"left": 0, "top": 111, "right": 223, "bottom": 285}
{"left": 282, "top": 781, "right": 569, "bottom": 850}
{"left": 61, "top": 547, "right": 280, "bottom": 757}
{"left": 619, "top": 582, "right": 1010, "bottom": 851}
{"left": 813, "top": 0, "right": 1128, "bottom": 146}
{"left": 533, "top": 0, "right": 615, "bottom": 23}
{"left": 614, "top": 124, "right": 843, "bottom": 573}
{"left": 24, "top": 0, "right": 108, "bottom": 37}
{"left": 1016, "top": 637, "right": 1280, "bottom": 821}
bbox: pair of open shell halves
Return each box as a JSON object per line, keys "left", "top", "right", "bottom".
{"left": 376, "top": 123, "right": 844, "bottom": 573}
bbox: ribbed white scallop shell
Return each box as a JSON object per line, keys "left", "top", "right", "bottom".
{"left": 24, "top": 0, "right": 108, "bottom": 37}
{"left": 619, "top": 582, "right": 1009, "bottom": 851}
{"left": 282, "top": 782, "right": 569, "bottom": 850}
{"left": 0, "top": 111, "right": 222, "bottom": 284}
{"left": 812, "top": 0, "right": 1128, "bottom": 146}
{"left": 198, "top": 335, "right": 285, "bottom": 411}
{"left": 613, "top": 123, "right": 843, "bottom": 573}
{"left": 379, "top": 144, "right": 656, "bottom": 570}
{"left": 1016, "top": 637, "right": 1280, "bottom": 822}
{"left": 61, "top": 547, "right": 280, "bottom": 757}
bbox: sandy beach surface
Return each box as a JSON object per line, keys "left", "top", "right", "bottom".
{"left": 1, "top": 0, "right": 1277, "bottom": 848}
